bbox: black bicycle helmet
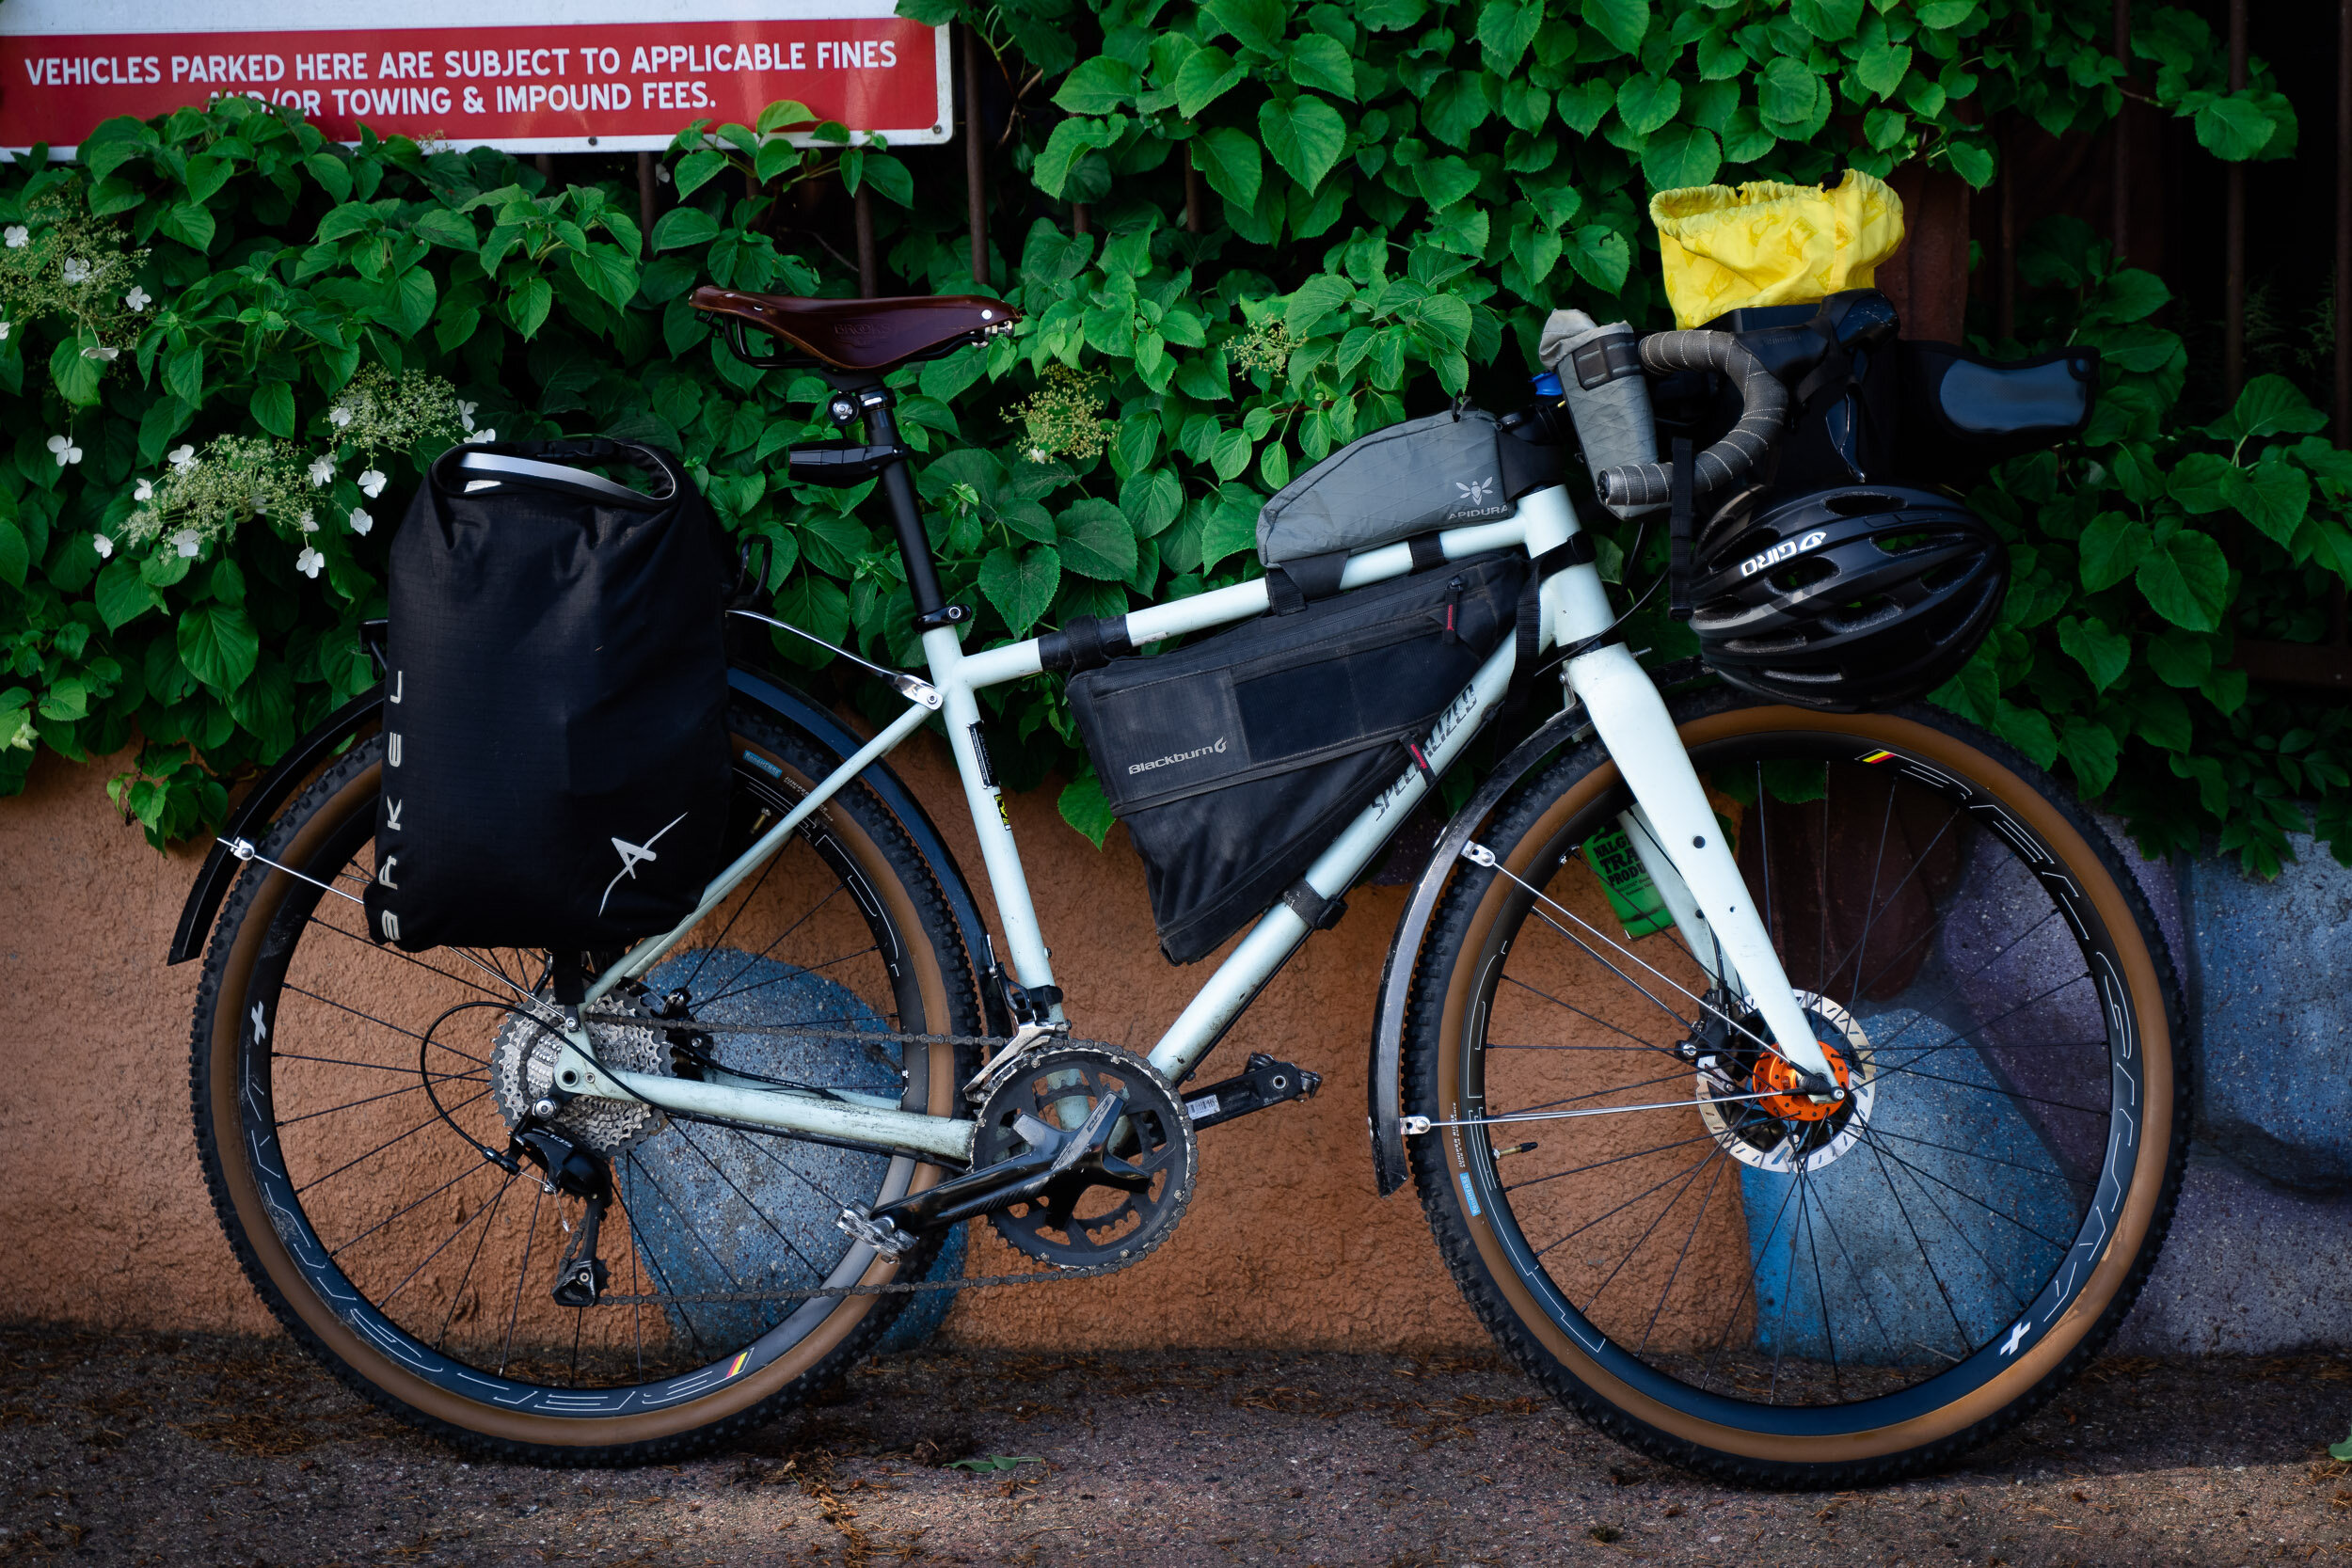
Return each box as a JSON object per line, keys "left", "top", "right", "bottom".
{"left": 1687, "top": 484, "right": 2007, "bottom": 712}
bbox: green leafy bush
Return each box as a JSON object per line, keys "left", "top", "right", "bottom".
{"left": 0, "top": 1, "right": 2325, "bottom": 876}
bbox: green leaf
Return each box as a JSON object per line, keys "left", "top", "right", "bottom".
{"left": 2078, "top": 512, "right": 2152, "bottom": 591}
{"left": 2195, "top": 91, "right": 2278, "bottom": 161}
{"left": 94, "top": 555, "right": 161, "bottom": 630}
{"left": 1209, "top": 426, "right": 1254, "bottom": 481}
{"left": 1992, "top": 700, "right": 2059, "bottom": 769}
{"left": 252, "top": 379, "right": 294, "bottom": 438}
{"left": 2057, "top": 615, "right": 2129, "bottom": 692}
{"left": 1915, "top": 0, "right": 1978, "bottom": 25}
{"left": 1287, "top": 34, "right": 1357, "bottom": 100}
{"left": 303, "top": 152, "right": 353, "bottom": 203}
{"left": 1422, "top": 71, "right": 1493, "bottom": 150}
{"left": 1581, "top": 0, "right": 1652, "bottom": 55}
{"left": 1412, "top": 156, "right": 1480, "bottom": 212}
{"left": 1556, "top": 79, "right": 1616, "bottom": 137}
{"left": 1034, "top": 118, "right": 1117, "bottom": 198}
{"left": 2137, "top": 528, "right": 2229, "bottom": 632}
{"left": 1175, "top": 46, "right": 1248, "bottom": 117}
{"left": 2167, "top": 452, "right": 2234, "bottom": 514}
{"left": 2209, "top": 374, "right": 2328, "bottom": 448}
{"left": 2221, "top": 456, "right": 2311, "bottom": 545}
{"left": 569, "top": 246, "right": 639, "bottom": 311}
{"left": 1854, "top": 41, "right": 1913, "bottom": 98}
{"left": 1285, "top": 273, "right": 1356, "bottom": 336}
{"left": 1260, "top": 95, "right": 1348, "bottom": 191}
{"left": 672, "top": 149, "right": 730, "bottom": 198}
{"left": 2146, "top": 628, "right": 2212, "bottom": 689}
{"left": 652, "top": 205, "right": 722, "bottom": 252}
{"left": 1475, "top": 0, "right": 1543, "bottom": 72}
{"left": 1758, "top": 56, "right": 1823, "bottom": 128}
{"left": 1120, "top": 468, "right": 1185, "bottom": 536}
{"left": 163, "top": 346, "right": 203, "bottom": 408}
{"left": 1055, "top": 57, "right": 1138, "bottom": 115}
{"left": 1058, "top": 498, "right": 1140, "bottom": 579}
{"left": 0, "top": 520, "right": 23, "bottom": 590}
{"left": 1202, "top": 0, "right": 1285, "bottom": 55}
{"left": 1191, "top": 126, "right": 1263, "bottom": 210}
{"left": 1199, "top": 490, "right": 1259, "bottom": 567}
{"left": 1792, "top": 0, "right": 1863, "bottom": 40}
{"left": 1058, "top": 772, "right": 1116, "bottom": 847}
{"left": 48, "top": 339, "right": 102, "bottom": 407}
{"left": 509, "top": 274, "right": 553, "bottom": 339}
{"left": 1641, "top": 123, "right": 1720, "bottom": 191}
{"left": 411, "top": 207, "right": 476, "bottom": 249}
{"left": 2085, "top": 269, "right": 2169, "bottom": 325}
{"left": 1614, "top": 75, "right": 1681, "bottom": 138}
{"left": 177, "top": 602, "right": 260, "bottom": 694}
{"left": 979, "top": 543, "right": 1061, "bottom": 635}
{"left": 1569, "top": 225, "right": 1632, "bottom": 293}
{"left": 2057, "top": 716, "right": 2121, "bottom": 797}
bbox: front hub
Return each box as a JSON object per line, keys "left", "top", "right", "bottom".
{"left": 1696, "top": 991, "right": 1877, "bottom": 1176}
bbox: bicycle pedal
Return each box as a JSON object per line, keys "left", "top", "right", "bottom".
{"left": 1181, "top": 1053, "right": 1321, "bottom": 1132}
{"left": 838, "top": 1202, "right": 921, "bottom": 1259}
{"left": 551, "top": 1258, "right": 609, "bottom": 1307}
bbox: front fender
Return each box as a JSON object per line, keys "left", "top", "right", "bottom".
{"left": 1366, "top": 704, "right": 1587, "bottom": 1195}
{"left": 170, "top": 668, "right": 1002, "bottom": 1036}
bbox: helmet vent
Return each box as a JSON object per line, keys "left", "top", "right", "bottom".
{"left": 1769, "top": 556, "right": 1838, "bottom": 594}
{"left": 1820, "top": 596, "right": 1901, "bottom": 635}
{"left": 1823, "top": 489, "right": 1906, "bottom": 516}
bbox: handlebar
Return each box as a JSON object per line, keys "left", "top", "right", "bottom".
{"left": 1590, "top": 330, "right": 1788, "bottom": 510}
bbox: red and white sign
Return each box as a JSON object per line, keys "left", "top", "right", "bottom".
{"left": 0, "top": 1, "right": 949, "bottom": 156}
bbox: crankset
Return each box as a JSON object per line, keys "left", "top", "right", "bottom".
{"left": 841, "top": 1041, "right": 1197, "bottom": 1267}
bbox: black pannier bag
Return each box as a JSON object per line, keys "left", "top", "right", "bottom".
{"left": 1067, "top": 552, "right": 1527, "bottom": 963}
{"left": 1257, "top": 407, "right": 1561, "bottom": 567}
{"left": 364, "top": 439, "right": 733, "bottom": 953}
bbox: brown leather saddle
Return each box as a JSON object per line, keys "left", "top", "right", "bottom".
{"left": 690, "top": 287, "right": 1020, "bottom": 372}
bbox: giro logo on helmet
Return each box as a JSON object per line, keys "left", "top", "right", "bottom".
{"left": 1739, "top": 530, "right": 1830, "bottom": 578}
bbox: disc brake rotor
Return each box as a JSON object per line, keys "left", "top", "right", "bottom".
{"left": 491, "top": 1004, "right": 674, "bottom": 1155}
{"left": 1697, "top": 991, "right": 1877, "bottom": 1176}
{"left": 976, "top": 1042, "right": 1197, "bottom": 1267}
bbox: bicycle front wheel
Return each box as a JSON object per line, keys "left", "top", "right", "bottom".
{"left": 1405, "top": 686, "right": 2187, "bottom": 1486}
{"left": 190, "top": 703, "right": 981, "bottom": 1465}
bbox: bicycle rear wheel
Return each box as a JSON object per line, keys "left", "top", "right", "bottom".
{"left": 1405, "top": 687, "right": 2188, "bottom": 1485}
{"left": 190, "top": 704, "right": 981, "bottom": 1464}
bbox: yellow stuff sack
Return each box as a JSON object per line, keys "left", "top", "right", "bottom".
{"left": 1649, "top": 169, "right": 1906, "bottom": 329}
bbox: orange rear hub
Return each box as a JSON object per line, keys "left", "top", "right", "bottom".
{"left": 1752, "top": 1039, "right": 1851, "bottom": 1122}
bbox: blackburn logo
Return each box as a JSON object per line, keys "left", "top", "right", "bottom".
{"left": 602, "top": 812, "right": 689, "bottom": 914}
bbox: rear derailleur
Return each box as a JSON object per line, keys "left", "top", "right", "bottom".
{"left": 508, "top": 1119, "right": 615, "bottom": 1308}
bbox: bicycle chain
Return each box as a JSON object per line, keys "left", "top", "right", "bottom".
{"left": 568, "top": 1013, "right": 1172, "bottom": 1307}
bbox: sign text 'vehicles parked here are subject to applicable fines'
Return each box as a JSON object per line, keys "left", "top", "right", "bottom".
{"left": 0, "top": 1, "right": 949, "bottom": 153}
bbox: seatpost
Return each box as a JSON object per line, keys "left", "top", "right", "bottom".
{"left": 853, "top": 387, "right": 961, "bottom": 629}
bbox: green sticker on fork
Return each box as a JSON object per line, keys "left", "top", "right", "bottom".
{"left": 1581, "top": 822, "right": 1677, "bottom": 940}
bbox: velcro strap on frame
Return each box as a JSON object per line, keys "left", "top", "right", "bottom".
{"left": 1406, "top": 532, "right": 1448, "bottom": 572}
{"left": 1281, "top": 879, "right": 1348, "bottom": 932}
{"left": 1507, "top": 533, "right": 1598, "bottom": 713}
{"left": 1036, "top": 613, "right": 1136, "bottom": 673}
{"left": 1265, "top": 549, "right": 1349, "bottom": 614}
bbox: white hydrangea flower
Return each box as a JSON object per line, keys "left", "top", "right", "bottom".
{"left": 307, "top": 454, "right": 333, "bottom": 486}
{"left": 91, "top": 534, "right": 113, "bottom": 559}
{"left": 358, "top": 467, "right": 387, "bottom": 499}
{"left": 327, "top": 404, "right": 352, "bottom": 427}
{"left": 297, "top": 508, "right": 319, "bottom": 533}
{"left": 134, "top": 477, "right": 152, "bottom": 501}
{"left": 0, "top": 321, "right": 11, "bottom": 341}
{"left": 80, "top": 344, "right": 118, "bottom": 362}
{"left": 172, "top": 529, "right": 200, "bottom": 557}
{"left": 347, "top": 506, "right": 373, "bottom": 536}
{"left": 473, "top": 427, "right": 496, "bottom": 444}
{"left": 295, "top": 546, "right": 325, "bottom": 578}
{"left": 457, "top": 399, "right": 478, "bottom": 431}
{"left": 124, "top": 285, "right": 151, "bottom": 312}
{"left": 2, "top": 226, "right": 25, "bottom": 248}
{"left": 60, "top": 257, "right": 89, "bottom": 283}
{"left": 168, "top": 444, "right": 198, "bottom": 472}
{"left": 45, "top": 433, "right": 81, "bottom": 466}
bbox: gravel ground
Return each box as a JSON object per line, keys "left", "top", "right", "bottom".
{"left": 3, "top": 1323, "right": 2351, "bottom": 1566}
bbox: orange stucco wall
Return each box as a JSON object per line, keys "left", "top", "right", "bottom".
{"left": 0, "top": 736, "right": 1492, "bottom": 1350}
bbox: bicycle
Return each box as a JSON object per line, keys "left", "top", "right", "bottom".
{"left": 176, "top": 284, "right": 2186, "bottom": 1487}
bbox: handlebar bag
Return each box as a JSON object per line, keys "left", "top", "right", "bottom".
{"left": 1067, "top": 551, "right": 1526, "bottom": 964}
{"left": 363, "top": 439, "right": 733, "bottom": 953}
{"left": 1257, "top": 407, "right": 1561, "bottom": 567}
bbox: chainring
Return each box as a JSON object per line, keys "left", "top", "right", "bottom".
{"left": 976, "top": 1042, "right": 1196, "bottom": 1268}
{"left": 491, "top": 1003, "right": 675, "bottom": 1155}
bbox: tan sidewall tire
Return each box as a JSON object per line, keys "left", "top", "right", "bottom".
{"left": 200, "top": 730, "right": 966, "bottom": 1453}
{"left": 1428, "top": 703, "right": 2177, "bottom": 1468}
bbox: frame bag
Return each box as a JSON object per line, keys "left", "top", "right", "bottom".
{"left": 1067, "top": 552, "right": 1527, "bottom": 963}
{"left": 364, "top": 439, "right": 733, "bottom": 953}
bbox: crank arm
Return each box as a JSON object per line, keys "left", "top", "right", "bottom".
{"left": 1181, "top": 1053, "right": 1321, "bottom": 1131}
